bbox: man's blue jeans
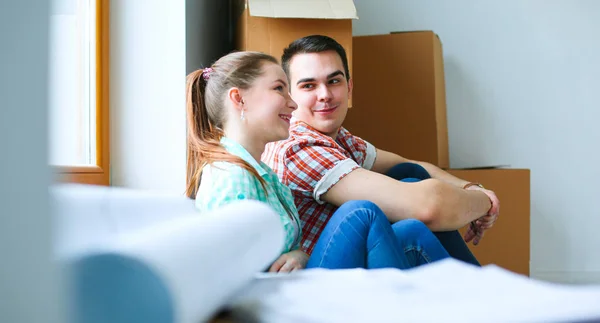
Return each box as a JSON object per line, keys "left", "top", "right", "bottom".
{"left": 306, "top": 200, "right": 450, "bottom": 269}
{"left": 386, "top": 162, "right": 481, "bottom": 266}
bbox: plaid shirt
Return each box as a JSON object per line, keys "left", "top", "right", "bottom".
{"left": 262, "top": 120, "right": 377, "bottom": 255}
{"left": 195, "top": 137, "right": 302, "bottom": 253}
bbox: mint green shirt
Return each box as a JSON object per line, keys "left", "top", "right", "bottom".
{"left": 195, "top": 137, "right": 302, "bottom": 253}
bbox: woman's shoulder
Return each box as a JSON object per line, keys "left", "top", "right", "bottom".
{"left": 202, "top": 162, "right": 265, "bottom": 193}
{"left": 207, "top": 161, "right": 258, "bottom": 179}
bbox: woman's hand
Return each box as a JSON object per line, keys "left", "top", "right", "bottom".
{"left": 268, "top": 250, "right": 309, "bottom": 273}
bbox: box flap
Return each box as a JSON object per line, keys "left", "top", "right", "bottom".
{"left": 445, "top": 165, "right": 511, "bottom": 170}
{"left": 390, "top": 30, "right": 433, "bottom": 34}
{"left": 390, "top": 30, "right": 442, "bottom": 42}
{"left": 247, "top": 0, "right": 358, "bottom": 19}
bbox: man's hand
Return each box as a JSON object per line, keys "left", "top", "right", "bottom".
{"left": 463, "top": 186, "right": 500, "bottom": 245}
{"left": 268, "top": 250, "right": 309, "bottom": 273}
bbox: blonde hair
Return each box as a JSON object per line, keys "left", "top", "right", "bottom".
{"left": 185, "top": 51, "right": 278, "bottom": 199}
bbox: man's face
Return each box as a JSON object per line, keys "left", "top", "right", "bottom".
{"left": 287, "top": 50, "right": 353, "bottom": 139}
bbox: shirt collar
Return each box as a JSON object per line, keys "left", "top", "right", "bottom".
{"left": 290, "top": 117, "right": 347, "bottom": 142}
{"left": 220, "top": 137, "right": 269, "bottom": 176}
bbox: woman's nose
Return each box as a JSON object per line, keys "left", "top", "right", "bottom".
{"left": 287, "top": 93, "right": 298, "bottom": 110}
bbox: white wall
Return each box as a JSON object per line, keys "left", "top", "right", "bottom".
{"left": 111, "top": 0, "right": 233, "bottom": 194}
{"left": 110, "top": 0, "right": 188, "bottom": 193}
{"left": 0, "top": 1, "right": 64, "bottom": 322}
{"left": 353, "top": 0, "right": 600, "bottom": 283}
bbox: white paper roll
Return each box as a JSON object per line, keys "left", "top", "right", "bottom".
{"left": 54, "top": 185, "right": 284, "bottom": 323}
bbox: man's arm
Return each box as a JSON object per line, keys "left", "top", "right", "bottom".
{"left": 370, "top": 147, "right": 501, "bottom": 236}
{"left": 371, "top": 148, "right": 469, "bottom": 188}
{"left": 321, "top": 168, "right": 491, "bottom": 231}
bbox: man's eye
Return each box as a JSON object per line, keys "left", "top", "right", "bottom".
{"left": 330, "top": 79, "right": 340, "bottom": 84}
{"left": 301, "top": 84, "right": 314, "bottom": 89}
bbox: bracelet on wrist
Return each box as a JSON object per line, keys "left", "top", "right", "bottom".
{"left": 463, "top": 182, "right": 484, "bottom": 190}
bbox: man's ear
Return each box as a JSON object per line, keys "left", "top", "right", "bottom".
{"left": 227, "top": 87, "right": 244, "bottom": 111}
{"left": 347, "top": 78, "right": 354, "bottom": 109}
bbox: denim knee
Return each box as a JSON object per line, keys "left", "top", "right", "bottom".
{"left": 386, "top": 162, "right": 431, "bottom": 180}
{"left": 397, "top": 218, "right": 428, "bottom": 230}
{"left": 337, "top": 200, "right": 382, "bottom": 215}
{"left": 392, "top": 218, "right": 431, "bottom": 239}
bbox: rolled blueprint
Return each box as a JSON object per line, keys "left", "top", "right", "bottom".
{"left": 53, "top": 185, "right": 284, "bottom": 323}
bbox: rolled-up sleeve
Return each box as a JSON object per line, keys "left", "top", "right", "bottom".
{"left": 285, "top": 145, "right": 360, "bottom": 204}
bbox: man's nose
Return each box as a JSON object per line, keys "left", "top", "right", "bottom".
{"left": 317, "top": 84, "right": 332, "bottom": 102}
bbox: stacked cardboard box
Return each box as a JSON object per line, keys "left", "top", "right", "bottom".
{"left": 346, "top": 32, "right": 531, "bottom": 276}
{"left": 345, "top": 31, "right": 449, "bottom": 167}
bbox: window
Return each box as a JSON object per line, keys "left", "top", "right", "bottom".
{"left": 50, "top": 0, "right": 109, "bottom": 185}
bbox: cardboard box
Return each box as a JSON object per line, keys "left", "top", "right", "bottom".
{"left": 448, "top": 168, "right": 531, "bottom": 276}
{"left": 232, "top": 0, "right": 358, "bottom": 105}
{"left": 344, "top": 31, "right": 449, "bottom": 167}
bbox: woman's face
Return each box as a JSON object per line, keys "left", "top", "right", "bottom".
{"left": 242, "top": 62, "right": 298, "bottom": 143}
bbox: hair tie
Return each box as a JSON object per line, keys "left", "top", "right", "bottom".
{"left": 202, "top": 67, "right": 214, "bottom": 81}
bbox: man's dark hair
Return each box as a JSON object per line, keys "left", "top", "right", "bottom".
{"left": 281, "top": 35, "right": 350, "bottom": 81}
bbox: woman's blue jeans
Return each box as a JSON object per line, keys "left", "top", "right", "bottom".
{"left": 385, "top": 162, "right": 481, "bottom": 266}
{"left": 306, "top": 200, "right": 450, "bottom": 269}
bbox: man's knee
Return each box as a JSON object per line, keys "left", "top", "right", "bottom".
{"left": 392, "top": 218, "right": 432, "bottom": 239}
{"left": 395, "top": 218, "right": 428, "bottom": 231}
{"left": 385, "top": 162, "right": 431, "bottom": 181}
{"left": 338, "top": 200, "right": 382, "bottom": 214}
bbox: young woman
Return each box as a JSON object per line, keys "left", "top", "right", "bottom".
{"left": 185, "top": 51, "right": 450, "bottom": 273}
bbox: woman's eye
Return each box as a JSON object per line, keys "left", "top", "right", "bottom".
{"left": 275, "top": 85, "right": 284, "bottom": 91}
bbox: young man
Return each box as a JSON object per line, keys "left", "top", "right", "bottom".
{"left": 262, "top": 35, "right": 500, "bottom": 265}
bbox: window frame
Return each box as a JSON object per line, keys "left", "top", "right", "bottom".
{"left": 55, "top": 0, "right": 110, "bottom": 186}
